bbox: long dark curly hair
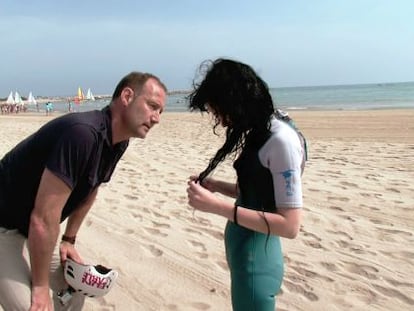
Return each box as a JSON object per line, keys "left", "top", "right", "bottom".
{"left": 188, "top": 58, "right": 275, "bottom": 182}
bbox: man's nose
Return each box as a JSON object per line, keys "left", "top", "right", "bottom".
{"left": 151, "top": 111, "right": 160, "bottom": 123}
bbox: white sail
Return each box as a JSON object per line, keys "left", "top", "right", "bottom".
{"left": 27, "top": 92, "right": 37, "bottom": 105}
{"left": 6, "top": 91, "right": 15, "bottom": 104}
{"left": 14, "top": 92, "right": 23, "bottom": 104}
{"left": 86, "top": 88, "right": 95, "bottom": 101}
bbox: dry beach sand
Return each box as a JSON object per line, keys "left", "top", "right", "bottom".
{"left": 0, "top": 109, "right": 413, "bottom": 310}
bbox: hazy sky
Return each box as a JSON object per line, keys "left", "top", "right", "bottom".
{"left": 1, "top": 0, "right": 413, "bottom": 96}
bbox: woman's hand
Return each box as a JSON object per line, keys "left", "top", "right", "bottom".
{"left": 187, "top": 180, "right": 221, "bottom": 214}
{"left": 189, "top": 175, "right": 218, "bottom": 193}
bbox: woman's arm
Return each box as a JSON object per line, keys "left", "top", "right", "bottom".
{"left": 187, "top": 180, "right": 301, "bottom": 239}
{"left": 235, "top": 205, "right": 301, "bottom": 239}
{"left": 204, "top": 178, "right": 238, "bottom": 198}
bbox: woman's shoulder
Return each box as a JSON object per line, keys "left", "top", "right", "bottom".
{"left": 269, "top": 117, "right": 299, "bottom": 141}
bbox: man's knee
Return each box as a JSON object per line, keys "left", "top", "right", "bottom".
{"left": 0, "top": 283, "right": 31, "bottom": 311}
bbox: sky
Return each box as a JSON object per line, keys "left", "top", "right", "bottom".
{"left": 1, "top": 0, "right": 413, "bottom": 97}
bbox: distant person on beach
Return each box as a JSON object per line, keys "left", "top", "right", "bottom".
{"left": 45, "top": 101, "right": 53, "bottom": 116}
{"left": 186, "top": 58, "right": 306, "bottom": 310}
{"left": 67, "top": 99, "right": 74, "bottom": 112}
{"left": 0, "top": 72, "right": 167, "bottom": 310}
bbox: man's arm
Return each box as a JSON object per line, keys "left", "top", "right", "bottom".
{"left": 60, "top": 188, "right": 99, "bottom": 262}
{"left": 28, "top": 168, "right": 71, "bottom": 309}
{"left": 63, "top": 187, "right": 98, "bottom": 237}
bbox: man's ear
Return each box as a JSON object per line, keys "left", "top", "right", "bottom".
{"left": 121, "top": 87, "right": 134, "bottom": 105}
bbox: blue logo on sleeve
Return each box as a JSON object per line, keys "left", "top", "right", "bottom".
{"left": 281, "top": 170, "right": 295, "bottom": 196}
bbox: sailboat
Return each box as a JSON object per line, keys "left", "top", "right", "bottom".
{"left": 27, "top": 92, "right": 39, "bottom": 112}
{"left": 9, "top": 91, "right": 26, "bottom": 112}
{"left": 6, "top": 91, "right": 15, "bottom": 104}
{"left": 27, "top": 92, "right": 37, "bottom": 106}
{"left": 74, "top": 87, "right": 85, "bottom": 104}
{"left": 86, "top": 88, "right": 95, "bottom": 101}
{"left": 14, "top": 91, "right": 23, "bottom": 105}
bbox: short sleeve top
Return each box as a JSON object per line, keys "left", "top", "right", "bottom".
{"left": 234, "top": 117, "right": 304, "bottom": 212}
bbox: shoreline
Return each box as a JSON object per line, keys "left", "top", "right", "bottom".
{"left": 2, "top": 108, "right": 414, "bottom": 144}
{"left": 1, "top": 106, "right": 413, "bottom": 116}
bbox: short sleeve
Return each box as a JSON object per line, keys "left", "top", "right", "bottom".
{"left": 46, "top": 124, "right": 98, "bottom": 189}
{"left": 258, "top": 122, "right": 303, "bottom": 208}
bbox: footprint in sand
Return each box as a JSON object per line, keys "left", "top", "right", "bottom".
{"left": 320, "top": 261, "right": 337, "bottom": 272}
{"left": 369, "top": 218, "right": 392, "bottom": 226}
{"left": 341, "top": 261, "right": 379, "bottom": 280}
{"left": 379, "top": 250, "right": 414, "bottom": 261}
{"left": 328, "top": 205, "right": 344, "bottom": 212}
{"left": 192, "top": 216, "right": 212, "bottom": 226}
{"left": 338, "top": 215, "right": 356, "bottom": 222}
{"left": 384, "top": 278, "right": 414, "bottom": 288}
{"left": 377, "top": 227, "right": 413, "bottom": 237}
{"left": 327, "top": 196, "right": 350, "bottom": 202}
{"left": 301, "top": 231, "right": 324, "bottom": 249}
{"left": 141, "top": 207, "right": 152, "bottom": 215}
{"left": 372, "top": 284, "right": 414, "bottom": 305}
{"left": 124, "top": 194, "right": 138, "bottom": 200}
{"left": 385, "top": 187, "right": 401, "bottom": 193}
{"left": 187, "top": 239, "right": 207, "bottom": 252}
{"left": 215, "top": 260, "right": 228, "bottom": 271}
{"left": 326, "top": 230, "right": 353, "bottom": 240}
{"left": 307, "top": 188, "right": 321, "bottom": 192}
{"left": 187, "top": 239, "right": 208, "bottom": 259}
{"left": 156, "top": 198, "right": 168, "bottom": 204}
{"left": 124, "top": 228, "right": 135, "bottom": 235}
{"left": 184, "top": 227, "right": 202, "bottom": 236}
{"left": 291, "top": 266, "right": 334, "bottom": 282}
{"left": 128, "top": 210, "right": 143, "bottom": 221}
{"left": 202, "top": 228, "right": 224, "bottom": 241}
{"left": 151, "top": 220, "right": 171, "bottom": 229}
{"left": 364, "top": 204, "right": 380, "bottom": 211}
{"left": 153, "top": 210, "right": 171, "bottom": 220}
{"left": 283, "top": 279, "right": 318, "bottom": 301}
{"left": 104, "top": 198, "right": 120, "bottom": 204}
{"left": 189, "top": 302, "right": 211, "bottom": 310}
{"left": 340, "top": 181, "right": 359, "bottom": 188}
{"left": 144, "top": 227, "right": 168, "bottom": 237}
{"left": 142, "top": 244, "right": 163, "bottom": 257}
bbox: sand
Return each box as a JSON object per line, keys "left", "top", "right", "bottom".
{"left": 0, "top": 109, "right": 413, "bottom": 310}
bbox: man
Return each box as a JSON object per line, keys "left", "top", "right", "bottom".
{"left": 0, "top": 72, "right": 167, "bottom": 310}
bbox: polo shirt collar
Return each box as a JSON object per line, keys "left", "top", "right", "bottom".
{"left": 101, "top": 106, "right": 113, "bottom": 146}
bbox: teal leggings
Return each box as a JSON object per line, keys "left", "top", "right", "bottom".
{"left": 225, "top": 221, "right": 284, "bottom": 311}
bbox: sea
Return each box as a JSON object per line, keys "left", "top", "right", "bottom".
{"left": 32, "top": 81, "right": 414, "bottom": 113}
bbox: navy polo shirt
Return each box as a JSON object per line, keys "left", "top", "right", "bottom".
{"left": 0, "top": 106, "right": 129, "bottom": 236}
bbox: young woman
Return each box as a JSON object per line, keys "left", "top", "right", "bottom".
{"left": 186, "top": 58, "right": 306, "bottom": 310}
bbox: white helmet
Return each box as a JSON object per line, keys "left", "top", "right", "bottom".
{"left": 64, "top": 258, "right": 118, "bottom": 297}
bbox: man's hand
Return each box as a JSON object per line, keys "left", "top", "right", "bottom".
{"left": 60, "top": 242, "right": 83, "bottom": 264}
{"left": 30, "top": 285, "right": 53, "bottom": 311}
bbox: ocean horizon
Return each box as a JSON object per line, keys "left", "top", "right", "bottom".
{"left": 7, "top": 81, "right": 414, "bottom": 113}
